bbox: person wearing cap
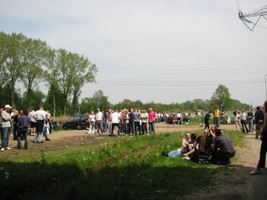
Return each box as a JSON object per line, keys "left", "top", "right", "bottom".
{"left": 1, "top": 104, "right": 12, "bottom": 151}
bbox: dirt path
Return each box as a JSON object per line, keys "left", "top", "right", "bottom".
{"left": 2, "top": 123, "right": 267, "bottom": 199}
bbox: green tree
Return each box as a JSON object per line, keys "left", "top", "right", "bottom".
{"left": 44, "top": 48, "right": 62, "bottom": 117}
{"left": 1, "top": 33, "right": 26, "bottom": 107}
{"left": 20, "top": 37, "right": 48, "bottom": 110}
{"left": 210, "top": 85, "right": 232, "bottom": 111}
{"left": 44, "top": 87, "right": 65, "bottom": 116}
{"left": 80, "top": 90, "right": 110, "bottom": 114}
{"left": 71, "top": 53, "right": 97, "bottom": 114}
{"left": 22, "top": 89, "right": 46, "bottom": 109}
{"left": 55, "top": 49, "right": 75, "bottom": 115}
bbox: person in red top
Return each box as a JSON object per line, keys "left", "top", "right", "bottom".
{"left": 148, "top": 108, "right": 157, "bottom": 134}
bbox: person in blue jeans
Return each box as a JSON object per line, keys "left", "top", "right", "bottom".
{"left": 17, "top": 109, "right": 30, "bottom": 149}
{"left": 1, "top": 104, "right": 12, "bottom": 151}
{"left": 162, "top": 133, "right": 197, "bottom": 159}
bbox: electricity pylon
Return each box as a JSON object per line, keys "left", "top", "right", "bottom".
{"left": 238, "top": 5, "right": 267, "bottom": 31}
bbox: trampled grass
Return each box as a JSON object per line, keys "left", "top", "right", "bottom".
{"left": 0, "top": 130, "right": 243, "bottom": 200}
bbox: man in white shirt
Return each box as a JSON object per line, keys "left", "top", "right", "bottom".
{"left": 111, "top": 109, "right": 120, "bottom": 137}
{"left": 33, "top": 105, "right": 48, "bottom": 143}
{"left": 1, "top": 104, "right": 12, "bottom": 151}
{"left": 95, "top": 108, "right": 103, "bottom": 135}
{"left": 28, "top": 109, "right": 37, "bottom": 136}
{"left": 241, "top": 109, "right": 249, "bottom": 133}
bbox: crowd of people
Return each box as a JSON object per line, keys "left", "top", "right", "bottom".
{"left": 0, "top": 104, "right": 52, "bottom": 151}
{"left": 85, "top": 108, "right": 157, "bottom": 137}
{"left": 1, "top": 102, "right": 267, "bottom": 171}
{"left": 233, "top": 107, "right": 265, "bottom": 138}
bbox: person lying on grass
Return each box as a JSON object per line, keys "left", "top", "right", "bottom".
{"left": 162, "top": 133, "right": 197, "bottom": 160}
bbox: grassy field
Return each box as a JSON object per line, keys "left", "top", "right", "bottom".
{"left": 0, "top": 129, "right": 243, "bottom": 200}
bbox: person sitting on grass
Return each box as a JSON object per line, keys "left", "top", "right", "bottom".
{"left": 211, "top": 129, "right": 235, "bottom": 165}
{"left": 192, "top": 128, "right": 215, "bottom": 163}
{"left": 162, "top": 133, "right": 197, "bottom": 160}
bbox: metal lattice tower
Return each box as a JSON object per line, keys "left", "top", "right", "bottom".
{"left": 238, "top": 5, "right": 267, "bottom": 31}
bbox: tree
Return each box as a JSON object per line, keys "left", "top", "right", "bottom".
{"left": 80, "top": 90, "right": 110, "bottom": 114}
{"left": 22, "top": 90, "right": 46, "bottom": 109}
{"left": 44, "top": 48, "right": 62, "bottom": 117}
{"left": 20, "top": 37, "right": 48, "bottom": 110}
{"left": 1, "top": 33, "right": 26, "bottom": 107}
{"left": 210, "top": 85, "right": 232, "bottom": 111}
{"left": 54, "top": 49, "right": 75, "bottom": 115}
{"left": 71, "top": 53, "right": 97, "bottom": 114}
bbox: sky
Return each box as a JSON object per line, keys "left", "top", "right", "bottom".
{"left": 1, "top": 0, "right": 267, "bottom": 107}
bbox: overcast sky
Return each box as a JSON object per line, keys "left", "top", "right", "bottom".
{"left": 1, "top": 0, "right": 267, "bottom": 107}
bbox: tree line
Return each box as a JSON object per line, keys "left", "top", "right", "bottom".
{"left": 0, "top": 32, "right": 97, "bottom": 117}
{"left": 0, "top": 32, "right": 251, "bottom": 116}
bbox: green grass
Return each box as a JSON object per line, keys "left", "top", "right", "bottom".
{"left": 0, "top": 130, "right": 243, "bottom": 200}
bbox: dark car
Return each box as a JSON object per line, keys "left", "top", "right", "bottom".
{"left": 62, "top": 115, "right": 89, "bottom": 130}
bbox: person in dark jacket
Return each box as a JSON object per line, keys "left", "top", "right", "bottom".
{"left": 249, "top": 100, "right": 267, "bottom": 175}
{"left": 211, "top": 129, "right": 235, "bottom": 165}
{"left": 204, "top": 111, "right": 212, "bottom": 129}
{"left": 17, "top": 109, "right": 30, "bottom": 149}
{"left": 254, "top": 106, "right": 265, "bottom": 139}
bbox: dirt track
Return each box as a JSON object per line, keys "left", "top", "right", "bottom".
{"left": 1, "top": 123, "right": 267, "bottom": 199}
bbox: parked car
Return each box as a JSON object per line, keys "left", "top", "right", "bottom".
{"left": 62, "top": 115, "right": 89, "bottom": 130}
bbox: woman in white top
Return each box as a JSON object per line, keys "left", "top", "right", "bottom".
{"left": 88, "top": 111, "right": 96, "bottom": 134}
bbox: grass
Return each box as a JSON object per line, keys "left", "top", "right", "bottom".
{"left": 0, "top": 130, "right": 243, "bottom": 200}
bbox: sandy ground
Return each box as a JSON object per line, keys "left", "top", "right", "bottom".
{"left": 1, "top": 123, "right": 267, "bottom": 199}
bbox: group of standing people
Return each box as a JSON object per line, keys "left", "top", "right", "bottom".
{"left": 0, "top": 104, "right": 52, "bottom": 151}
{"left": 234, "top": 107, "right": 264, "bottom": 138}
{"left": 86, "top": 108, "right": 157, "bottom": 137}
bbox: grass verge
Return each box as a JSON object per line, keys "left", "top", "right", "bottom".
{"left": 0, "top": 130, "right": 243, "bottom": 200}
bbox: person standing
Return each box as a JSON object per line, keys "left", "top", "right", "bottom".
{"left": 43, "top": 111, "right": 52, "bottom": 141}
{"left": 95, "top": 108, "right": 103, "bottom": 135}
{"left": 127, "top": 108, "right": 134, "bottom": 136}
{"left": 241, "top": 109, "right": 249, "bottom": 133}
{"left": 1, "top": 105, "right": 12, "bottom": 151}
{"left": 247, "top": 108, "right": 254, "bottom": 133}
{"left": 148, "top": 108, "right": 157, "bottom": 134}
{"left": 204, "top": 111, "right": 212, "bottom": 129}
{"left": 249, "top": 100, "right": 267, "bottom": 175}
{"left": 254, "top": 106, "right": 265, "bottom": 139}
{"left": 111, "top": 109, "right": 120, "bottom": 137}
{"left": 17, "top": 109, "right": 30, "bottom": 149}
{"left": 213, "top": 107, "right": 220, "bottom": 127}
{"left": 28, "top": 109, "right": 37, "bottom": 136}
{"left": 133, "top": 108, "right": 141, "bottom": 135}
{"left": 33, "top": 105, "right": 47, "bottom": 143}
{"left": 176, "top": 111, "right": 182, "bottom": 125}
{"left": 88, "top": 111, "right": 96, "bottom": 134}
{"left": 233, "top": 109, "right": 242, "bottom": 132}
